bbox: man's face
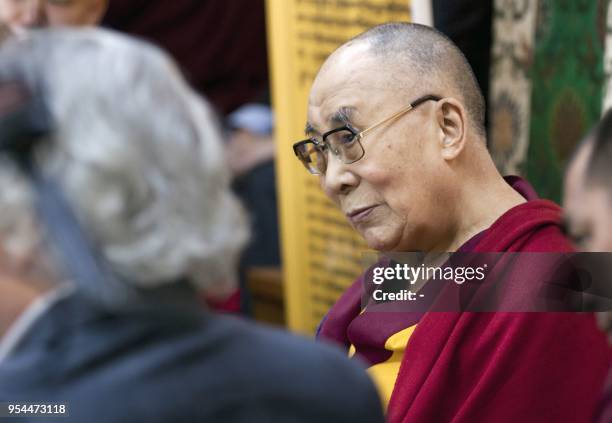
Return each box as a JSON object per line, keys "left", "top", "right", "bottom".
{"left": 0, "top": 0, "right": 106, "bottom": 34}
{"left": 306, "top": 45, "right": 446, "bottom": 252}
{"left": 563, "top": 142, "right": 612, "bottom": 252}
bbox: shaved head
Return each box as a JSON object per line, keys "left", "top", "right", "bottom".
{"left": 325, "top": 22, "right": 486, "bottom": 138}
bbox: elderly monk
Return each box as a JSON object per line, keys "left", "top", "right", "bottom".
{"left": 564, "top": 109, "right": 612, "bottom": 423}
{"left": 0, "top": 0, "right": 106, "bottom": 35}
{"left": 293, "top": 22, "right": 610, "bottom": 422}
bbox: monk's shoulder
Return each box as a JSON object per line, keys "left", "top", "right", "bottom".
{"left": 518, "top": 223, "right": 574, "bottom": 252}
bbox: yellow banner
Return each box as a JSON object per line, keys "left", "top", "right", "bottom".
{"left": 267, "top": 0, "right": 411, "bottom": 334}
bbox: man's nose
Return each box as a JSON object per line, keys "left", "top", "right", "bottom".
{"left": 321, "top": 153, "right": 358, "bottom": 198}
{"left": 21, "top": 0, "right": 46, "bottom": 28}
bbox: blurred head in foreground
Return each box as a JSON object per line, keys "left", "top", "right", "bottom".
{"left": 0, "top": 28, "right": 249, "bottom": 309}
{"left": 0, "top": 0, "right": 107, "bottom": 35}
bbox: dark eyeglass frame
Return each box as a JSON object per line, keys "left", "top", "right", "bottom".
{"left": 293, "top": 94, "right": 442, "bottom": 174}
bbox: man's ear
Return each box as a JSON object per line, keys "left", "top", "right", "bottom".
{"left": 434, "top": 98, "right": 467, "bottom": 160}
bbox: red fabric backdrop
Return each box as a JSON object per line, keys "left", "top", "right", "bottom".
{"left": 102, "top": 0, "right": 269, "bottom": 116}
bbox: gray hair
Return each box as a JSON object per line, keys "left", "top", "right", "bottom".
{"left": 0, "top": 28, "right": 249, "bottom": 294}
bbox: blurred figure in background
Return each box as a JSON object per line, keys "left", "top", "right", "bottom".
{"left": 0, "top": 29, "right": 384, "bottom": 422}
{"left": 564, "top": 112, "right": 612, "bottom": 255}
{"left": 564, "top": 108, "right": 612, "bottom": 423}
{"left": 0, "top": 0, "right": 107, "bottom": 35}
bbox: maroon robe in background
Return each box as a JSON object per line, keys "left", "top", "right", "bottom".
{"left": 319, "top": 177, "right": 611, "bottom": 423}
{"left": 102, "top": 0, "right": 269, "bottom": 115}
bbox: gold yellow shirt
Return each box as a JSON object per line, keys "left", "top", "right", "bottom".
{"left": 349, "top": 324, "right": 417, "bottom": 409}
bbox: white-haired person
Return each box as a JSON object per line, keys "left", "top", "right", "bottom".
{"left": 0, "top": 29, "right": 384, "bottom": 423}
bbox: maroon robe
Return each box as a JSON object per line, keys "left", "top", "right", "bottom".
{"left": 595, "top": 367, "right": 612, "bottom": 423}
{"left": 319, "top": 177, "right": 610, "bottom": 422}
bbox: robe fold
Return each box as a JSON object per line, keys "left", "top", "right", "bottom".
{"left": 318, "top": 176, "right": 610, "bottom": 422}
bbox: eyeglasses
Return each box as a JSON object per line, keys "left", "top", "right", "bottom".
{"left": 293, "top": 94, "right": 441, "bottom": 175}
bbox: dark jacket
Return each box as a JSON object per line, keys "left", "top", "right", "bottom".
{"left": 0, "top": 292, "right": 384, "bottom": 422}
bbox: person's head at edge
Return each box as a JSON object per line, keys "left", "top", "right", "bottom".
{"left": 564, "top": 109, "right": 612, "bottom": 341}
{"left": 300, "top": 22, "right": 525, "bottom": 254}
{"left": 0, "top": 0, "right": 107, "bottom": 35}
{"left": 0, "top": 28, "right": 249, "bottom": 333}
{"left": 564, "top": 110, "right": 612, "bottom": 253}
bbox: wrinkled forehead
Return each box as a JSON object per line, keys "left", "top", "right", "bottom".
{"left": 308, "top": 41, "right": 418, "bottom": 132}
{"left": 310, "top": 46, "right": 372, "bottom": 102}
{"left": 307, "top": 44, "right": 404, "bottom": 132}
